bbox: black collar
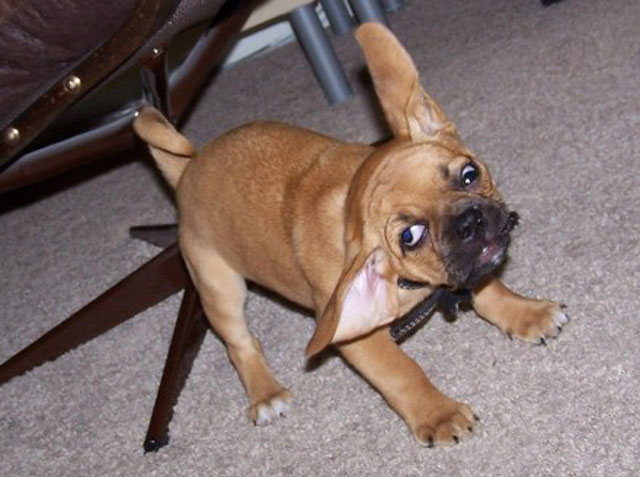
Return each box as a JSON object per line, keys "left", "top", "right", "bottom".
{"left": 397, "top": 277, "right": 430, "bottom": 290}
{"left": 390, "top": 287, "right": 472, "bottom": 342}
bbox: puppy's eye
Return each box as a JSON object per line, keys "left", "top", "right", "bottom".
{"left": 461, "top": 163, "right": 478, "bottom": 186}
{"left": 401, "top": 224, "right": 427, "bottom": 249}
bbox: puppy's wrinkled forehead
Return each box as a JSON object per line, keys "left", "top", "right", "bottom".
{"left": 366, "top": 140, "right": 483, "bottom": 202}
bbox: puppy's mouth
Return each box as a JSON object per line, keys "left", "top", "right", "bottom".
{"left": 443, "top": 203, "right": 518, "bottom": 288}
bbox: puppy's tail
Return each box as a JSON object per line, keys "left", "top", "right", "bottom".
{"left": 132, "top": 106, "right": 195, "bottom": 189}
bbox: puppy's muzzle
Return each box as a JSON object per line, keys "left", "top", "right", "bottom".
{"left": 454, "top": 205, "right": 485, "bottom": 243}
{"left": 444, "top": 202, "right": 518, "bottom": 287}
{"left": 453, "top": 207, "right": 518, "bottom": 243}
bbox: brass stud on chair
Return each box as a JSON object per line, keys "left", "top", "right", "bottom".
{"left": 2, "top": 126, "right": 20, "bottom": 144}
{"left": 63, "top": 75, "right": 82, "bottom": 93}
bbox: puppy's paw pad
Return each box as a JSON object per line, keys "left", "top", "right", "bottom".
{"left": 414, "top": 401, "right": 476, "bottom": 447}
{"left": 250, "top": 390, "right": 293, "bottom": 426}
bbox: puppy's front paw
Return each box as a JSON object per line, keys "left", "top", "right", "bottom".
{"left": 412, "top": 399, "right": 477, "bottom": 447}
{"left": 504, "top": 299, "right": 570, "bottom": 344}
{"left": 248, "top": 389, "right": 293, "bottom": 426}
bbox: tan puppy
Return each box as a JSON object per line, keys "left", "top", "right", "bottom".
{"left": 133, "top": 23, "right": 568, "bottom": 446}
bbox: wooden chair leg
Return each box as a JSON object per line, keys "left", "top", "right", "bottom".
{"left": 144, "top": 279, "right": 208, "bottom": 452}
{"left": 129, "top": 223, "right": 178, "bottom": 248}
{"left": 0, "top": 242, "right": 188, "bottom": 384}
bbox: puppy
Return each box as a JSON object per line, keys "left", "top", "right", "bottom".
{"left": 133, "top": 23, "right": 568, "bottom": 446}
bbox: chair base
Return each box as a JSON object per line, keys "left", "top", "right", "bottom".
{"left": 0, "top": 238, "right": 205, "bottom": 452}
{"left": 144, "top": 277, "right": 208, "bottom": 452}
{"left": 0, "top": 0, "right": 261, "bottom": 453}
{"left": 130, "top": 223, "right": 178, "bottom": 248}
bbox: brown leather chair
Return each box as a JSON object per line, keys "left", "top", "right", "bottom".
{"left": 0, "top": 0, "right": 262, "bottom": 190}
{"left": 0, "top": 0, "right": 262, "bottom": 452}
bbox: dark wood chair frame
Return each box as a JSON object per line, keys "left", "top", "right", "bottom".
{"left": 0, "top": 0, "right": 262, "bottom": 453}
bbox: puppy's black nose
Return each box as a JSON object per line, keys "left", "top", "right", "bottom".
{"left": 455, "top": 206, "right": 484, "bottom": 242}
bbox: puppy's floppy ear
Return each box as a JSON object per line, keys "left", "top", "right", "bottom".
{"left": 355, "top": 22, "right": 453, "bottom": 141}
{"left": 306, "top": 247, "right": 399, "bottom": 357}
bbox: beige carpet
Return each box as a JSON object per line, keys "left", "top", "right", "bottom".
{"left": 2, "top": 0, "right": 639, "bottom": 475}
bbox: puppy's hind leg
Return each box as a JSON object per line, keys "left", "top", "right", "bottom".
{"left": 181, "top": 242, "right": 292, "bottom": 426}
